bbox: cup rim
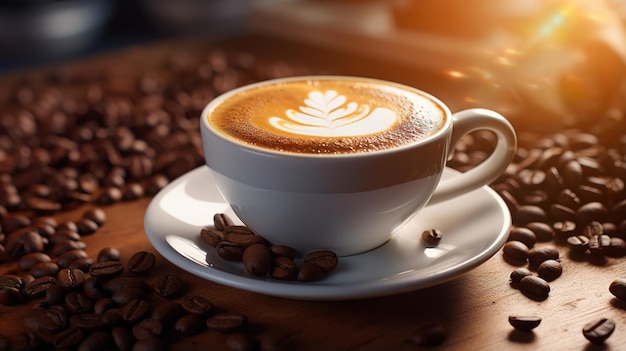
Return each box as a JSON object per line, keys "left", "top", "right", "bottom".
{"left": 200, "top": 75, "right": 452, "bottom": 159}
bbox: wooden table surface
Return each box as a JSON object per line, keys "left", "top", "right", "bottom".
{"left": 0, "top": 35, "right": 625, "bottom": 351}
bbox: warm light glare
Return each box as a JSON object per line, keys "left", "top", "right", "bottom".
{"left": 446, "top": 70, "right": 466, "bottom": 78}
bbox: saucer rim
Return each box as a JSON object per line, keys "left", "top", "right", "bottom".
{"left": 144, "top": 166, "right": 511, "bottom": 301}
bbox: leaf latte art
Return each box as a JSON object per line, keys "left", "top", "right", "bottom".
{"left": 207, "top": 78, "right": 446, "bottom": 154}
{"left": 268, "top": 90, "right": 396, "bottom": 137}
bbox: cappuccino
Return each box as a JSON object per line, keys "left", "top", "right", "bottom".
{"left": 207, "top": 78, "right": 446, "bottom": 154}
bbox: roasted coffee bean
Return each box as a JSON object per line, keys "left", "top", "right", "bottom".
{"left": 502, "top": 241, "right": 529, "bottom": 261}
{"left": 297, "top": 262, "right": 325, "bottom": 282}
{"left": 582, "top": 318, "right": 615, "bottom": 345}
{"left": 411, "top": 323, "right": 447, "bottom": 347}
{"left": 553, "top": 221, "right": 577, "bottom": 241}
{"left": 132, "top": 337, "right": 168, "bottom": 351}
{"left": 83, "top": 277, "right": 109, "bottom": 300}
{"left": 119, "top": 299, "right": 151, "bottom": 323}
{"left": 82, "top": 207, "right": 106, "bottom": 226}
{"left": 0, "top": 286, "right": 21, "bottom": 305}
{"left": 576, "top": 202, "right": 609, "bottom": 226}
{"left": 527, "top": 246, "right": 559, "bottom": 269}
{"left": 175, "top": 313, "right": 206, "bottom": 335}
{"left": 582, "top": 221, "right": 604, "bottom": 238}
{"left": 514, "top": 205, "right": 547, "bottom": 225}
{"left": 97, "top": 247, "right": 121, "bottom": 263}
{"left": 154, "top": 274, "right": 184, "bottom": 297}
{"left": 112, "top": 287, "right": 146, "bottom": 306}
{"left": 214, "top": 213, "right": 234, "bottom": 231}
{"left": 93, "top": 298, "right": 117, "bottom": 314}
{"left": 549, "top": 204, "right": 577, "bottom": 222}
{"left": 227, "top": 332, "right": 259, "bottom": 351}
{"left": 96, "top": 186, "right": 123, "bottom": 205}
{"left": 90, "top": 261, "right": 124, "bottom": 280}
{"left": 52, "top": 326, "right": 84, "bottom": 348}
{"left": 48, "top": 229, "right": 81, "bottom": 245}
{"left": 524, "top": 222, "right": 554, "bottom": 242}
{"left": 508, "top": 316, "right": 542, "bottom": 331}
{"left": 127, "top": 251, "right": 156, "bottom": 274}
{"left": 225, "top": 232, "right": 268, "bottom": 249}
{"left": 200, "top": 228, "right": 224, "bottom": 247}
{"left": 18, "top": 252, "right": 51, "bottom": 272}
{"left": 509, "top": 268, "right": 532, "bottom": 284}
{"left": 421, "top": 229, "right": 443, "bottom": 247}
{"left": 243, "top": 244, "right": 272, "bottom": 277}
{"left": 181, "top": 295, "right": 213, "bottom": 315}
{"left": 0, "top": 275, "right": 22, "bottom": 290}
{"left": 152, "top": 301, "right": 186, "bottom": 326}
{"left": 217, "top": 241, "right": 244, "bottom": 261}
{"left": 25, "top": 305, "right": 68, "bottom": 333}
{"left": 508, "top": 228, "right": 536, "bottom": 248}
{"left": 304, "top": 250, "right": 339, "bottom": 273}
{"left": 24, "top": 276, "right": 56, "bottom": 296}
{"left": 567, "top": 235, "right": 590, "bottom": 254}
{"left": 556, "top": 189, "right": 581, "bottom": 209}
{"left": 269, "top": 244, "right": 297, "bottom": 260}
{"left": 50, "top": 240, "right": 87, "bottom": 257}
{"left": 271, "top": 257, "right": 297, "bottom": 281}
{"left": 57, "top": 268, "right": 86, "bottom": 290}
{"left": 56, "top": 249, "right": 89, "bottom": 268}
{"left": 65, "top": 292, "right": 93, "bottom": 314}
{"left": 609, "top": 278, "right": 626, "bottom": 301}
{"left": 73, "top": 313, "right": 108, "bottom": 332}
{"left": 69, "top": 257, "right": 95, "bottom": 273}
{"left": 605, "top": 237, "right": 626, "bottom": 257}
{"left": 588, "top": 235, "right": 611, "bottom": 256}
{"left": 105, "top": 277, "right": 149, "bottom": 293}
{"left": 45, "top": 285, "right": 67, "bottom": 305}
{"left": 75, "top": 218, "right": 99, "bottom": 236}
{"left": 207, "top": 312, "right": 248, "bottom": 333}
{"left": 537, "top": 259, "right": 562, "bottom": 281}
{"left": 518, "top": 276, "right": 550, "bottom": 300}
{"left": 77, "top": 330, "right": 114, "bottom": 351}
{"left": 562, "top": 160, "right": 584, "bottom": 188}
{"left": 133, "top": 318, "right": 163, "bottom": 339}
{"left": 111, "top": 327, "right": 135, "bottom": 351}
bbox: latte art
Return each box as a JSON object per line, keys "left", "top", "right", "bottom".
{"left": 208, "top": 78, "right": 446, "bottom": 154}
{"left": 269, "top": 90, "right": 397, "bottom": 137}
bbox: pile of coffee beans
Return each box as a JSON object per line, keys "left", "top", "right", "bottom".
{"left": 201, "top": 213, "right": 339, "bottom": 282}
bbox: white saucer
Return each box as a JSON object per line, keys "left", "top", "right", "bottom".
{"left": 144, "top": 166, "right": 511, "bottom": 301}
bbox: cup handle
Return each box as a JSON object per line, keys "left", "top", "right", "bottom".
{"left": 428, "top": 108, "right": 517, "bottom": 205}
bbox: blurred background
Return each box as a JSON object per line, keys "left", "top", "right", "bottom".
{"left": 1, "top": 0, "right": 626, "bottom": 130}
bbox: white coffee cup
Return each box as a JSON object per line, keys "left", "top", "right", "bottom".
{"left": 200, "top": 76, "right": 516, "bottom": 256}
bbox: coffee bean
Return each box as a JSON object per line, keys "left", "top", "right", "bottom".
{"left": 68, "top": 257, "right": 94, "bottom": 272}
{"left": 175, "top": 314, "right": 206, "bottom": 335}
{"left": 537, "top": 259, "right": 562, "bottom": 281}
{"left": 509, "top": 268, "right": 532, "bottom": 284}
{"left": 132, "top": 337, "right": 168, "bottom": 351}
{"left": 605, "top": 237, "right": 626, "bottom": 257}
{"left": 65, "top": 292, "right": 93, "bottom": 314}
{"left": 518, "top": 276, "right": 550, "bottom": 300}
{"left": 217, "top": 241, "right": 244, "bottom": 261}
{"left": 508, "top": 316, "right": 542, "bottom": 331}
{"left": 514, "top": 206, "right": 547, "bottom": 225}
{"left": 57, "top": 268, "right": 86, "bottom": 290}
{"left": 97, "top": 247, "right": 121, "bottom": 263}
{"left": 83, "top": 277, "right": 109, "bottom": 300}
{"left": 73, "top": 313, "right": 108, "bottom": 332}
{"left": 93, "top": 298, "right": 117, "bottom": 314}
{"left": 17, "top": 252, "right": 51, "bottom": 272}
{"left": 582, "top": 318, "right": 615, "bottom": 345}
{"left": 609, "top": 278, "right": 626, "bottom": 301}
{"left": 127, "top": 251, "right": 156, "bottom": 274}
{"left": 566, "top": 235, "right": 590, "bottom": 254}
{"left": 214, "top": 213, "right": 234, "bottom": 231}
{"left": 181, "top": 295, "right": 213, "bottom": 315}
{"left": 527, "top": 246, "right": 559, "bottom": 269}
{"left": 226, "top": 332, "right": 259, "bottom": 351}
{"left": 111, "top": 327, "right": 135, "bottom": 351}
{"left": 56, "top": 249, "right": 89, "bottom": 268}
{"left": 0, "top": 286, "right": 21, "bottom": 305}
{"left": 588, "top": 235, "right": 611, "bottom": 256}
{"left": 112, "top": 287, "right": 146, "bottom": 306}
{"left": 154, "top": 274, "right": 184, "bottom": 297}
{"left": 24, "top": 276, "right": 56, "bottom": 297}
{"left": 576, "top": 202, "right": 609, "bottom": 226}
{"left": 524, "top": 222, "right": 554, "bottom": 242}
{"left": 553, "top": 221, "right": 577, "bottom": 241}
{"left": 207, "top": 312, "right": 248, "bottom": 333}
{"left": 243, "top": 244, "right": 272, "bottom": 277}
{"left": 271, "top": 257, "right": 297, "bottom": 281}
{"left": 105, "top": 277, "right": 149, "bottom": 293}
{"left": 77, "top": 330, "right": 114, "bottom": 351}
{"left": 133, "top": 318, "right": 163, "bottom": 339}
{"left": 52, "top": 326, "right": 84, "bottom": 348}
{"left": 82, "top": 207, "right": 106, "bottom": 226}
{"left": 411, "top": 323, "right": 447, "bottom": 347}
{"left": 304, "top": 250, "right": 339, "bottom": 273}
{"left": 582, "top": 221, "right": 604, "bottom": 238}
{"left": 90, "top": 261, "right": 124, "bottom": 280}
{"left": 502, "top": 241, "right": 529, "bottom": 261}
{"left": 269, "top": 244, "right": 297, "bottom": 260}
{"left": 119, "top": 299, "right": 151, "bottom": 323}
{"left": 200, "top": 228, "right": 224, "bottom": 247}
{"left": 421, "top": 229, "right": 443, "bottom": 247}
{"left": 507, "top": 228, "right": 536, "bottom": 248}
{"left": 152, "top": 301, "right": 186, "bottom": 326}
{"left": 297, "top": 262, "right": 325, "bottom": 282}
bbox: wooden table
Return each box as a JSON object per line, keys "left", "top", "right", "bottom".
{"left": 1, "top": 35, "right": 624, "bottom": 351}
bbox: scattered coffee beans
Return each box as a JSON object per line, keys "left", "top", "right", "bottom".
{"left": 609, "top": 278, "right": 626, "bottom": 302}
{"left": 582, "top": 318, "right": 615, "bottom": 345}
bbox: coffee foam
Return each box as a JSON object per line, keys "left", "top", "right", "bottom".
{"left": 208, "top": 79, "right": 446, "bottom": 154}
